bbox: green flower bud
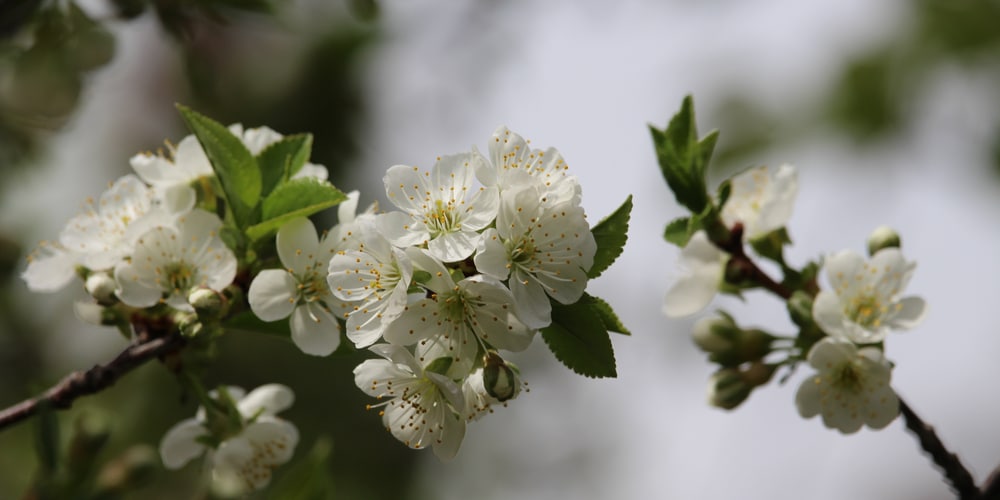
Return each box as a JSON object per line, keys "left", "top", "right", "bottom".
{"left": 867, "top": 225, "right": 901, "bottom": 256}
{"left": 707, "top": 368, "right": 751, "bottom": 410}
{"left": 786, "top": 290, "right": 815, "bottom": 329}
{"left": 74, "top": 301, "right": 119, "bottom": 326}
{"left": 85, "top": 271, "right": 117, "bottom": 305}
{"left": 693, "top": 313, "right": 775, "bottom": 367}
{"left": 188, "top": 287, "right": 223, "bottom": 317}
{"left": 483, "top": 352, "right": 520, "bottom": 402}
{"left": 692, "top": 316, "right": 737, "bottom": 354}
{"left": 707, "top": 362, "right": 776, "bottom": 410}
{"left": 67, "top": 413, "right": 110, "bottom": 474}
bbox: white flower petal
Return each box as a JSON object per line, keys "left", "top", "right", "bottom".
{"left": 159, "top": 418, "right": 207, "bottom": 469}
{"left": 812, "top": 291, "right": 848, "bottom": 340}
{"left": 427, "top": 230, "right": 478, "bottom": 263}
{"left": 662, "top": 263, "right": 722, "bottom": 318}
{"left": 22, "top": 246, "right": 77, "bottom": 292}
{"left": 376, "top": 211, "right": 428, "bottom": 248}
{"left": 276, "top": 218, "right": 320, "bottom": 273}
{"left": 472, "top": 228, "right": 510, "bottom": 280}
{"left": 510, "top": 272, "right": 552, "bottom": 329}
{"left": 290, "top": 303, "right": 341, "bottom": 356}
{"left": 886, "top": 296, "right": 926, "bottom": 330}
{"left": 237, "top": 384, "right": 295, "bottom": 417}
{"left": 248, "top": 270, "right": 297, "bottom": 321}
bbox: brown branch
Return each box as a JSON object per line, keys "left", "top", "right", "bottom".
{"left": 899, "top": 398, "right": 979, "bottom": 499}
{"left": 712, "top": 222, "right": 793, "bottom": 300}
{"left": 0, "top": 330, "right": 185, "bottom": 432}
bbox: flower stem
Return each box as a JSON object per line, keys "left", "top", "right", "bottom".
{"left": 898, "top": 397, "right": 979, "bottom": 499}
{"left": 712, "top": 222, "right": 792, "bottom": 300}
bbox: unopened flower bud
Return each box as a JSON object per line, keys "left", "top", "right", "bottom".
{"left": 867, "top": 225, "right": 901, "bottom": 256}
{"left": 188, "top": 287, "right": 223, "bottom": 317}
{"left": 693, "top": 313, "right": 775, "bottom": 366}
{"left": 85, "top": 272, "right": 117, "bottom": 305}
{"left": 786, "top": 290, "right": 815, "bottom": 329}
{"left": 692, "top": 316, "right": 736, "bottom": 354}
{"left": 707, "top": 368, "right": 752, "bottom": 410}
{"left": 68, "top": 414, "right": 111, "bottom": 472}
{"left": 74, "top": 301, "right": 118, "bottom": 326}
{"left": 175, "top": 312, "right": 203, "bottom": 338}
{"left": 483, "top": 352, "right": 521, "bottom": 402}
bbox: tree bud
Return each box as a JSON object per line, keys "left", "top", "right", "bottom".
{"left": 867, "top": 225, "right": 901, "bottom": 256}
{"left": 95, "top": 445, "right": 158, "bottom": 494}
{"left": 707, "top": 368, "right": 752, "bottom": 410}
{"left": 483, "top": 352, "right": 521, "bottom": 402}
{"left": 74, "top": 301, "right": 118, "bottom": 326}
{"left": 693, "top": 313, "right": 774, "bottom": 367}
{"left": 188, "top": 287, "right": 224, "bottom": 317}
{"left": 85, "top": 271, "right": 117, "bottom": 305}
{"left": 692, "top": 316, "right": 736, "bottom": 354}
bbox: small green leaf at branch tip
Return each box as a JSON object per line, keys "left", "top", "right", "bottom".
{"left": 651, "top": 95, "right": 712, "bottom": 213}
{"left": 585, "top": 294, "right": 630, "bottom": 335}
{"left": 257, "top": 133, "right": 313, "bottom": 197}
{"left": 588, "top": 195, "right": 632, "bottom": 279}
{"left": 540, "top": 300, "right": 618, "bottom": 378}
{"left": 176, "top": 105, "right": 261, "bottom": 228}
{"left": 246, "top": 179, "right": 348, "bottom": 241}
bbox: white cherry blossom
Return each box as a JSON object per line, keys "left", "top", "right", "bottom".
{"left": 114, "top": 210, "right": 236, "bottom": 311}
{"left": 662, "top": 231, "right": 726, "bottom": 318}
{"left": 812, "top": 248, "right": 926, "bottom": 344}
{"left": 22, "top": 241, "right": 78, "bottom": 292}
{"left": 159, "top": 384, "right": 298, "bottom": 492}
{"left": 476, "top": 126, "right": 581, "bottom": 206}
{"left": 327, "top": 225, "right": 413, "bottom": 347}
{"left": 377, "top": 153, "right": 499, "bottom": 262}
{"left": 248, "top": 217, "right": 345, "bottom": 356}
{"left": 354, "top": 344, "right": 466, "bottom": 461}
{"left": 384, "top": 248, "right": 534, "bottom": 364}
{"left": 474, "top": 182, "right": 595, "bottom": 328}
{"left": 721, "top": 164, "right": 798, "bottom": 239}
{"left": 795, "top": 338, "right": 899, "bottom": 433}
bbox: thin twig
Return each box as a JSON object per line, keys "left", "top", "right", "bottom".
{"left": 898, "top": 398, "right": 979, "bottom": 499}
{"left": 712, "top": 222, "right": 793, "bottom": 300}
{"left": 0, "top": 331, "right": 185, "bottom": 432}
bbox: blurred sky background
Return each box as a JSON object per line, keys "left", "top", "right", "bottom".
{"left": 2, "top": 0, "right": 1000, "bottom": 498}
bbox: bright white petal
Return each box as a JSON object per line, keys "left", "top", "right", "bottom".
{"left": 510, "top": 273, "right": 552, "bottom": 329}
{"left": 276, "top": 217, "right": 320, "bottom": 273}
{"left": 376, "top": 211, "right": 428, "bottom": 248}
{"left": 811, "top": 291, "right": 848, "bottom": 340}
{"left": 22, "top": 247, "right": 77, "bottom": 292}
{"left": 247, "top": 270, "right": 297, "bottom": 321}
{"left": 427, "top": 230, "right": 478, "bottom": 263}
{"left": 290, "top": 303, "right": 341, "bottom": 356}
{"left": 473, "top": 228, "right": 510, "bottom": 280}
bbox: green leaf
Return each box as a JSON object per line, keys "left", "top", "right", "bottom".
{"left": 650, "top": 95, "right": 714, "bottom": 213}
{"left": 268, "top": 438, "right": 336, "bottom": 500}
{"left": 257, "top": 133, "right": 313, "bottom": 197}
{"left": 176, "top": 105, "right": 261, "bottom": 228}
{"left": 245, "top": 178, "right": 348, "bottom": 241}
{"left": 540, "top": 300, "right": 617, "bottom": 378}
{"left": 663, "top": 216, "right": 691, "bottom": 247}
{"left": 588, "top": 195, "right": 632, "bottom": 279}
{"left": 585, "top": 294, "right": 630, "bottom": 335}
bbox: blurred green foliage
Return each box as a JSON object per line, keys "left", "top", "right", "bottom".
{"left": 710, "top": 0, "right": 1000, "bottom": 177}
{"left": 0, "top": 0, "right": 425, "bottom": 498}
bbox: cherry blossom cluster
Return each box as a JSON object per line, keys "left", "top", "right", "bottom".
{"left": 21, "top": 114, "right": 623, "bottom": 492}
{"left": 655, "top": 97, "right": 926, "bottom": 435}
{"left": 322, "top": 126, "right": 597, "bottom": 460}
